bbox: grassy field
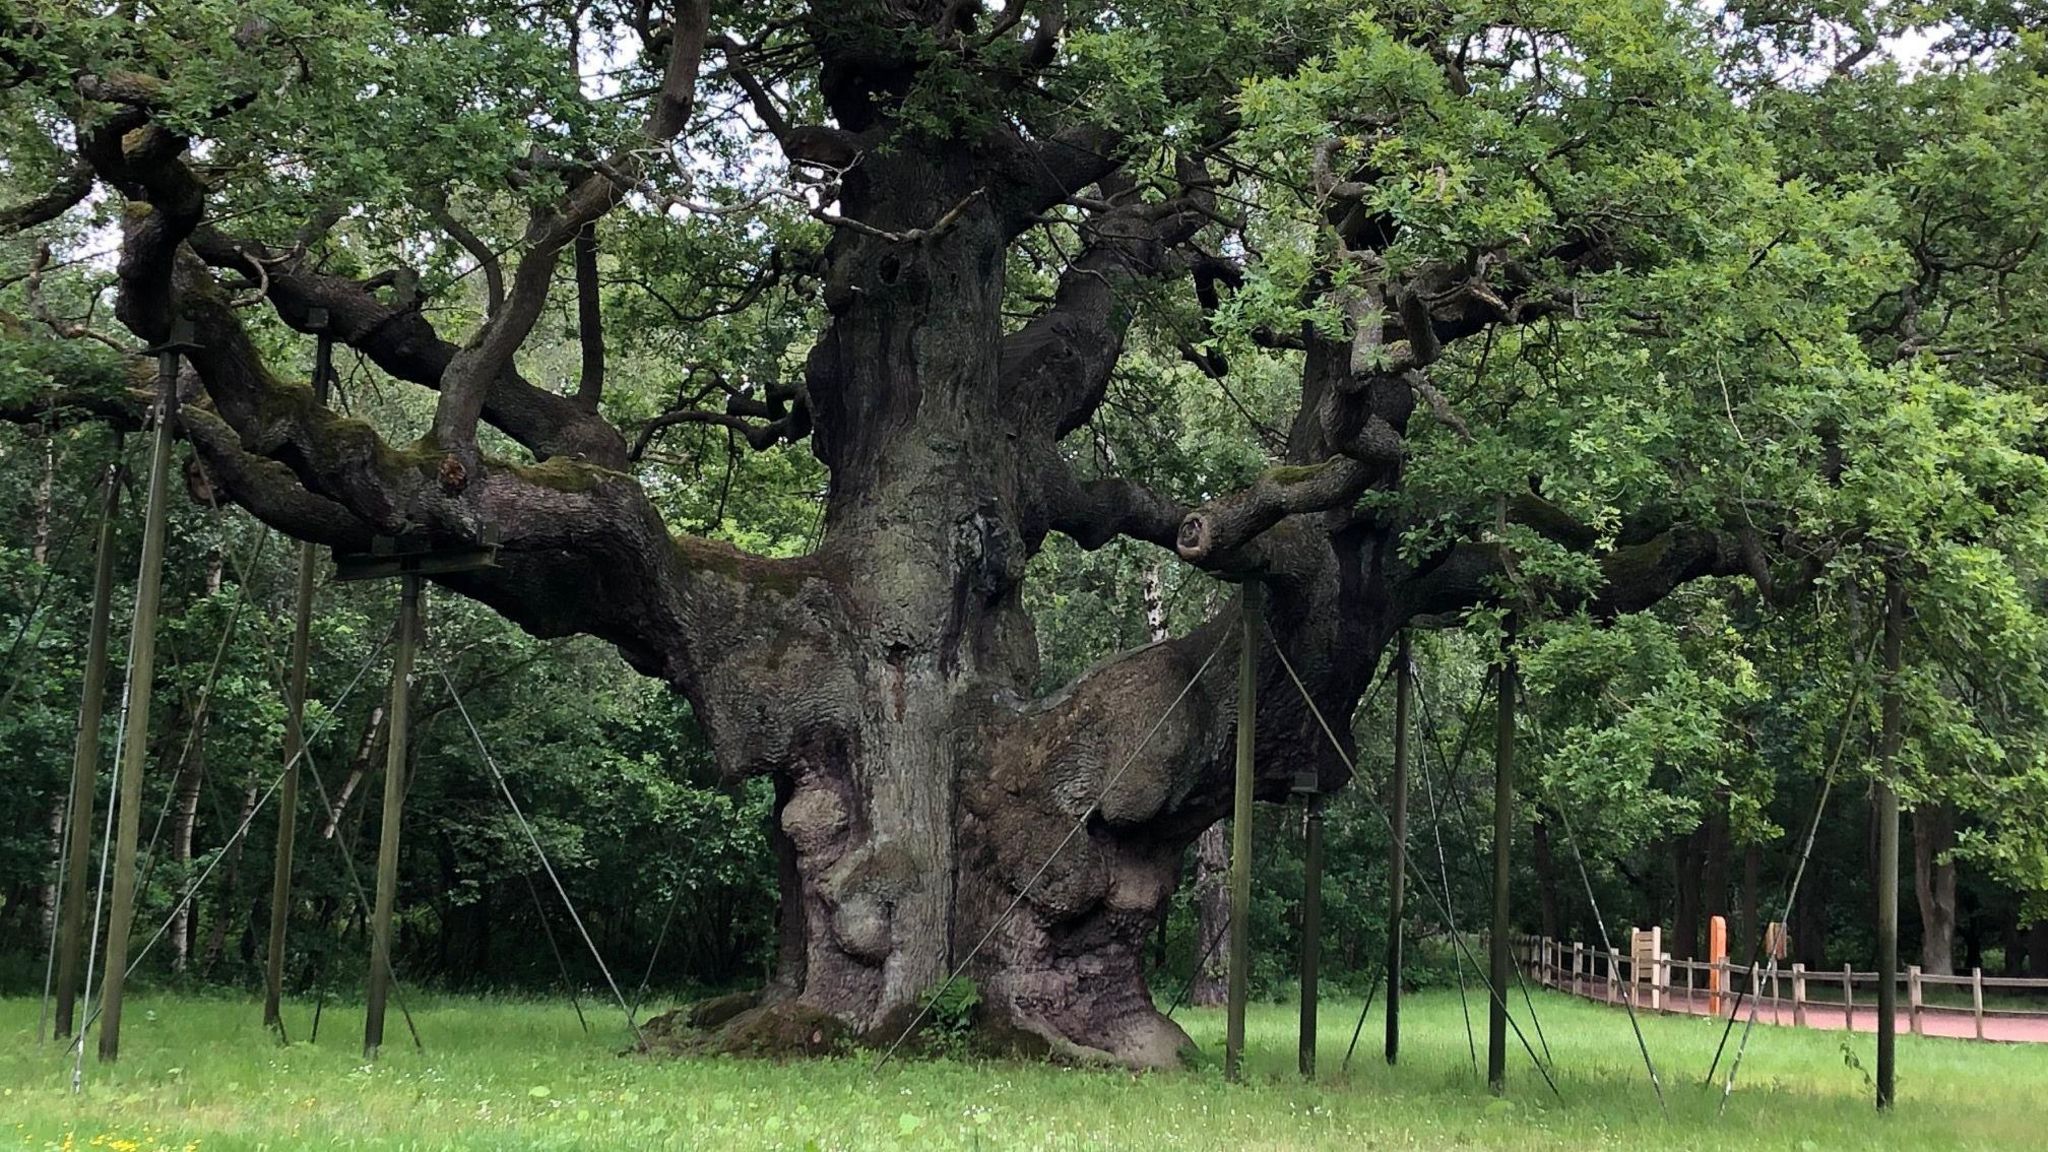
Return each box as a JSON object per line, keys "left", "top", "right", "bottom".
{"left": 2, "top": 988, "right": 2043, "bottom": 1150}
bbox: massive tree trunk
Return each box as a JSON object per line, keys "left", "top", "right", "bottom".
{"left": 1913, "top": 803, "right": 1958, "bottom": 975}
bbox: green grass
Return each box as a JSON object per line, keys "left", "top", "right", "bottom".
{"left": 2, "top": 989, "right": 2044, "bottom": 1150}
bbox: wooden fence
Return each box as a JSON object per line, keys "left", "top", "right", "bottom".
{"left": 1510, "top": 934, "right": 2048, "bottom": 1044}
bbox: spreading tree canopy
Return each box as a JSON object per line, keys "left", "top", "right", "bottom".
{"left": 6, "top": 0, "right": 2048, "bottom": 1063}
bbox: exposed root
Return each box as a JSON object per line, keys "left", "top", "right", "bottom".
{"left": 636, "top": 991, "right": 1181, "bottom": 1066}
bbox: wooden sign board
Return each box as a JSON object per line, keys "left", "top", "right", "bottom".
{"left": 1631, "top": 926, "right": 1663, "bottom": 1011}
{"left": 1764, "top": 921, "right": 1789, "bottom": 962}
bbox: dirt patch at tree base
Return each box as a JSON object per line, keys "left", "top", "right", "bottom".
{"left": 641, "top": 997, "right": 852, "bottom": 1059}
{"left": 637, "top": 993, "right": 1146, "bottom": 1065}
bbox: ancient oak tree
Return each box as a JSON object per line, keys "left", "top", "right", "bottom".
{"left": 6, "top": 1, "right": 1891, "bottom": 1063}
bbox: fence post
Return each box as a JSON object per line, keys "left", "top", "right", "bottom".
{"left": 1609, "top": 947, "right": 1621, "bottom": 1003}
{"left": 1908, "top": 965, "right": 1923, "bottom": 1037}
{"left": 1573, "top": 941, "right": 1584, "bottom": 997}
{"left": 1792, "top": 963, "right": 1807, "bottom": 1027}
{"left": 1972, "top": 968, "right": 1985, "bottom": 1041}
{"left": 1844, "top": 965, "right": 1855, "bottom": 1031}
{"left": 1656, "top": 950, "right": 1669, "bottom": 1012}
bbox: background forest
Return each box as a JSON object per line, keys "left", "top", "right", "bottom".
{"left": 5, "top": 0, "right": 2048, "bottom": 1020}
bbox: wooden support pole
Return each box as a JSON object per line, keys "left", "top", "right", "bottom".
{"left": 1225, "top": 582, "right": 1258, "bottom": 1083}
{"left": 97, "top": 332, "right": 183, "bottom": 1063}
{"left": 1876, "top": 572, "right": 1904, "bottom": 1111}
{"left": 1573, "top": 941, "right": 1583, "bottom": 997}
{"left": 1793, "top": 963, "right": 1807, "bottom": 1028}
{"left": 1844, "top": 964, "right": 1855, "bottom": 1031}
{"left": 263, "top": 536, "right": 315, "bottom": 1032}
{"left": 1299, "top": 792, "right": 1323, "bottom": 1079}
{"left": 1385, "top": 631, "right": 1411, "bottom": 1065}
{"left": 1488, "top": 636, "right": 1515, "bottom": 1095}
{"left": 265, "top": 323, "right": 331, "bottom": 1032}
{"left": 1971, "top": 968, "right": 1984, "bottom": 1040}
{"left": 1908, "top": 966, "right": 1923, "bottom": 1036}
{"left": 53, "top": 455, "right": 121, "bottom": 1039}
{"left": 364, "top": 575, "right": 420, "bottom": 1058}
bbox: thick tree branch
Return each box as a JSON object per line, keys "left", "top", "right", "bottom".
{"left": 422, "top": 194, "right": 505, "bottom": 313}
{"left": 1039, "top": 462, "right": 1188, "bottom": 551}
{"left": 1395, "top": 525, "right": 1749, "bottom": 622}
{"left": 187, "top": 229, "right": 627, "bottom": 466}
{"left": 1175, "top": 454, "right": 1391, "bottom": 567}
{"left": 573, "top": 223, "right": 604, "bottom": 409}
{"left": 178, "top": 406, "right": 374, "bottom": 549}
{"left": 999, "top": 171, "right": 1216, "bottom": 436}
{"left": 430, "top": 0, "right": 710, "bottom": 459}
{"left": 994, "top": 123, "right": 1124, "bottom": 234}
{"left": 710, "top": 34, "right": 862, "bottom": 170}
{"left": 0, "top": 156, "right": 93, "bottom": 234}
{"left": 631, "top": 365, "right": 809, "bottom": 459}
{"left": 76, "top": 85, "right": 815, "bottom": 694}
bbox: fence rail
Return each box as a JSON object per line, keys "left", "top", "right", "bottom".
{"left": 1510, "top": 934, "right": 2048, "bottom": 1044}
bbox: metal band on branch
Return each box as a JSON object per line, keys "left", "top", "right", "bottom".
{"left": 331, "top": 530, "right": 501, "bottom": 583}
